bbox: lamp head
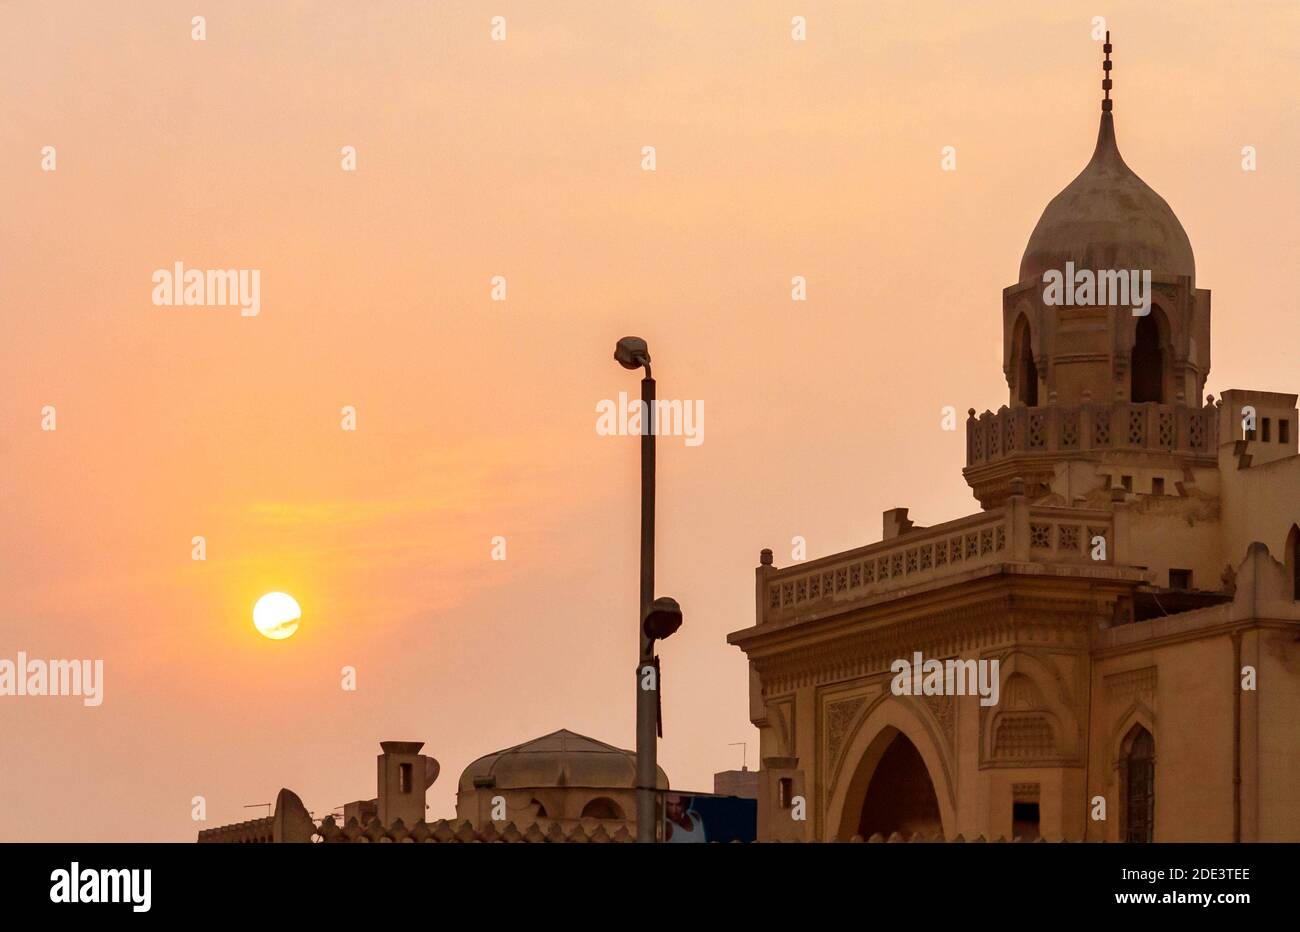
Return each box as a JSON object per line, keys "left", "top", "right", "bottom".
{"left": 614, "top": 336, "right": 651, "bottom": 371}
{"left": 643, "top": 596, "right": 683, "bottom": 642}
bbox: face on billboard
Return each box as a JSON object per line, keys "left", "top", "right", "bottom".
{"left": 663, "top": 792, "right": 758, "bottom": 843}
{"left": 665, "top": 794, "right": 688, "bottom": 822}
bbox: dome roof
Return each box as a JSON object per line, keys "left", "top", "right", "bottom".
{"left": 1019, "top": 111, "right": 1194, "bottom": 283}
{"left": 458, "top": 729, "right": 669, "bottom": 793}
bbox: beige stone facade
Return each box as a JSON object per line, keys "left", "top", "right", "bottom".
{"left": 729, "top": 103, "right": 1300, "bottom": 843}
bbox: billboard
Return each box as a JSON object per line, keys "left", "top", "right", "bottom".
{"left": 661, "top": 792, "right": 757, "bottom": 843}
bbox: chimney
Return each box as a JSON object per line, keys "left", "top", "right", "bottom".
{"left": 377, "top": 741, "right": 428, "bottom": 827}
{"left": 882, "top": 507, "right": 915, "bottom": 540}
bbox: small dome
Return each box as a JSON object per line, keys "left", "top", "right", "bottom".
{"left": 1019, "top": 112, "right": 1194, "bottom": 283}
{"left": 458, "top": 729, "right": 669, "bottom": 793}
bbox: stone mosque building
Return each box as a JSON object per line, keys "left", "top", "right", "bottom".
{"left": 729, "top": 38, "right": 1300, "bottom": 842}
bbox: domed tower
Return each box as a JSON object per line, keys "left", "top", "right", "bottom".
{"left": 1006, "top": 33, "right": 1209, "bottom": 411}
{"left": 966, "top": 34, "right": 1218, "bottom": 507}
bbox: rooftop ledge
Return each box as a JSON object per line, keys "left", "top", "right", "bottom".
{"left": 750, "top": 502, "right": 1138, "bottom": 628}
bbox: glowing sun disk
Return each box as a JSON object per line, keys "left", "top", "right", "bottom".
{"left": 253, "top": 592, "right": 301, "bottom": 640}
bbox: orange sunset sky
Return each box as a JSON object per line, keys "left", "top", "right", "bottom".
{"left": 1, "top": 1, "right": 1296, "bottom": 840}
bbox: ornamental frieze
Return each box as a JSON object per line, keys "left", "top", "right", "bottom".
{"left": 824, "top": 695, "right": 867, "bottom": 765}
{"left": 1104, "top": 666, "right": 1156, "bottom": 706}
{"left": 753, "top": 596, "right": 1097, "bottom": 693}
{"left": 923, "top": 691, "right": 956, "bottom": 746}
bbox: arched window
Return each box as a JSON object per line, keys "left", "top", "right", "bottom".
{"left": 1123, "top": 727, "right": 1155, "bottom": 842}
{"left": 1013, "top": 315, "right": 1038, "bottom": 407}
{"left": 1131, "top": 309, "right": 1168, "bottom": 403}
{"left": 530, "top": 798, "right": 548, "bottom": 818}
{"left": 580, "top": 797, "right": 626, "bottom": 821}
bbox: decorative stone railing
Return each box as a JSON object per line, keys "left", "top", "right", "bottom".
{"left": 759, "top": 502, "right": 1116, "bottom": 625}
{"left": 1023, "top": 504, "right": 1115, "bottom": 563}
{"left": 965, "top": 402, "right": 1217, "bottom": 468}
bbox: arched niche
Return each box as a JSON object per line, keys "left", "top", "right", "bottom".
{"left": 824, "top": 694, "right": 957, "bottom": 841}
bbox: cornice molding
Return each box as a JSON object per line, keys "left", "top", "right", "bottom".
{"left": 755, "top": 592, "right": 1101, "bottom": 693}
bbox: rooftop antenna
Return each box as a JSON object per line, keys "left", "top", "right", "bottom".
{"left": 1102, "top": 31, "right": 1114, "bottom": 112}
{"left": 729, "top": 741, "right": 748, "bottom": 771}
{"left": 243, "top": 802, "right": 272, "bottom": 818}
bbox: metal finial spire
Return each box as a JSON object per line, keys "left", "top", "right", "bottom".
{"left": 1102, "top": 31, "right": 1113, "bottom": 112}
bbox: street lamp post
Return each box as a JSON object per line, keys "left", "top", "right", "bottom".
{"left": 614, "top": 336, "right": 683, "bottom": 843}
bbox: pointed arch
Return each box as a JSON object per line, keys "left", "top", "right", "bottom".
{"left": 856, "top": 731, "right": 941, "bottom": 839}
{"left": 981, "top": 649, "right": 1082, "bottom": 762}
{"left": 1011, "top": 313, "right": 1039, "bottom": 407}
{"left": 1119, "top": 724, "right": 1155, "bottom": 842}
{"left": 1108, "top": 699, "right": 1156, "bottom": 761}
{"left": 824, "top": 694, "right": 956, "bottom": 841}
{"left": 1131, "top": 305, "right": 1171, "bottom": 403}
{"left": 1107, "top": 700, "right": 1156, "bottom": 842}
